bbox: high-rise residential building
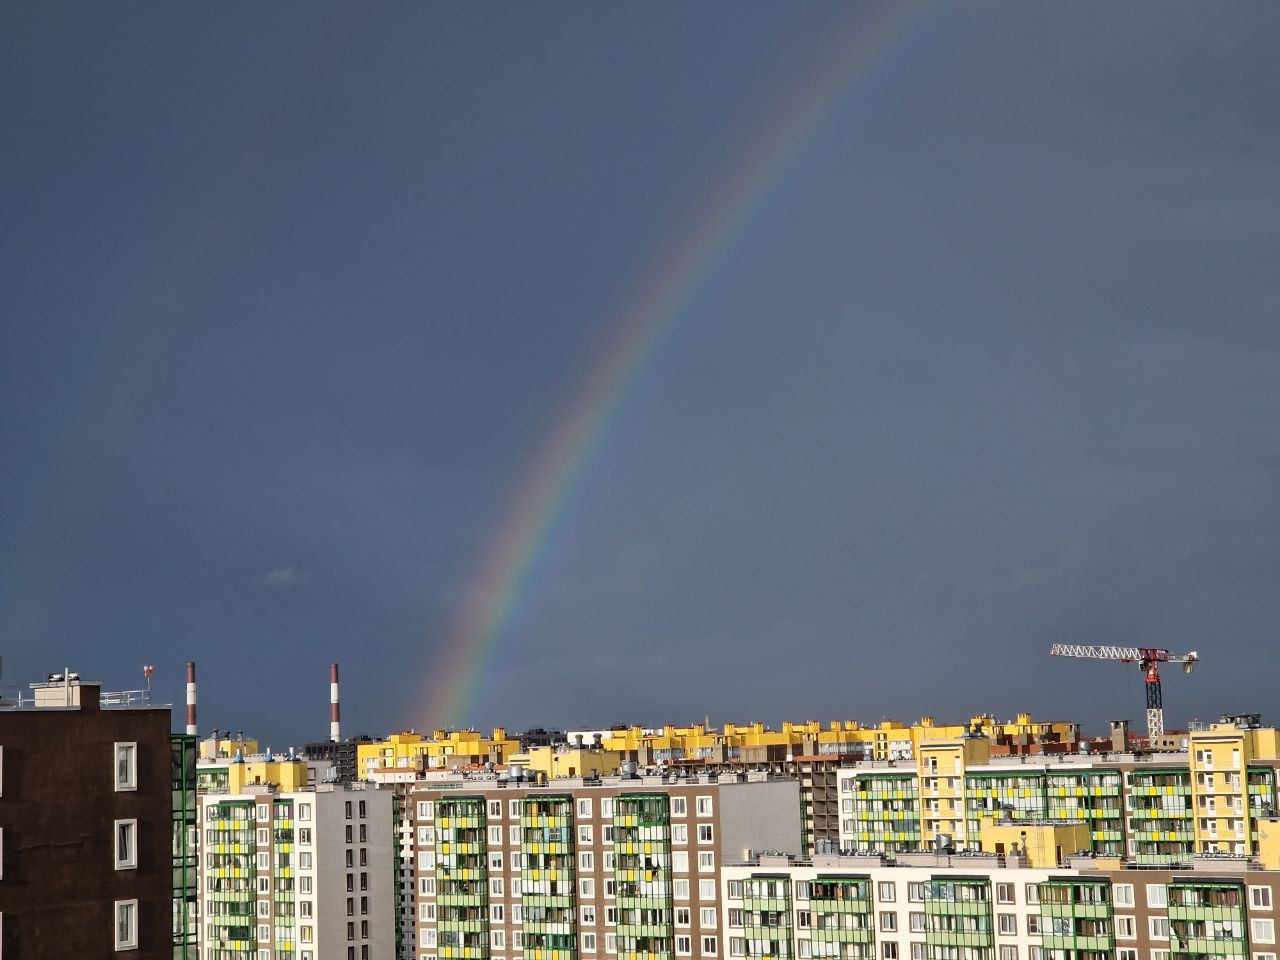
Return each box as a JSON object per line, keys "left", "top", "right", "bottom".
{"left": 405, "top": 771, "right": 803, "bottom": 960}
{"left": 831, "top": 715, "right": 1280, "bottom": 863}
{"left": 195, "top": 756, "right": 396, "bottom": 960}
{"left": 722, "top": 823, "right": 1280, "bottom": 960}
{"left": 0, "top": 673, "right": 191, "bottom": 958}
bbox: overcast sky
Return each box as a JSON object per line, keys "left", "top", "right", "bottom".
{"left": 3, "top": 2, "right": 1279, "bottom": 747}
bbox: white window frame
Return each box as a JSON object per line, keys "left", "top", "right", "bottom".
{"left": 1253, "top": 887, "right": 1274, "bottom": 910}
{"left": 1252, "top": 919, "right": 1276, "bottom": 945}
{"left": 114, "top": 742, "right": 137, "bottom": 792}
{"left": 115, "top": 899, "right": 139, "bottom": 950}
{"left": 115, "top": 819, "right": 138, "bottom": 870}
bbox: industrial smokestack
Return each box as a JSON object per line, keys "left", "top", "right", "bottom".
{"left": 185, "top": 661, "right": 198, "bottom": 736}
{"left": 329, "top": 662, "right": 341, "bottom": 742}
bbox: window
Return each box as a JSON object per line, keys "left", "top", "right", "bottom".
{"left": 1254, "top": 887, "right": 1274, "bottom": 910}
{"left": 607, "top": 934, "right": 619, "bottom": 954}
{"left": 510, "top": 800, "right": 521, "bottom": 818}
{"left": 677, "top": 936, "right": 693, "bottom": 956}
{"left": 672, "top": 797, "right": 688, "bottom": 816}
{"left": 580, "top": 851, "right": 595, "bottom": 870}
{"left": 1115, "top": 885, "right": 1135, "bottom": 908}
{"left": 998, "top": 915, "right": 1016, "bottom": 935}
{"left": 1026, "top": 916, "right": 1040, "bottom": 936}
{"left": 674, "top": 852, "right": 690, "bottom": 873}
{"left": 300, "top": 828, "right": 312, "bottom": 844}
{"left": 699, "top": 880, "right": 716, "bottom": 900}
{"left": 579, "top": 825, "right": 594, "bottom": 844}
{"left": 602, "top": 798, "right": 613, "bottom": 818}
{"left": 584, "top": 934, "right": 598, "bottom": 952}
{"left": 1116, "top": 917, "right": 1136, "bottom": 939}
{"left": 583, "top": 906, "right": 597, "bottom": 924}
{"left": 1118, "top": 952, "right": 1138, "bottom": 960}
{"left": 511, "top": 826, "right": 522, "bottom": 845}
{"left": 489, "top": 826, "right": 503, "bottom": 844}
{"left": 796, "top": 881, "right": 810, "bottom": 901}
{"left": 999, "top": 949, "right": 1018, "bottom": 960}
{"left": 417, "top": 801, "right": 434, "bottom": 820}
{"left": 1025, "top": 885, "right": 1040, "bottom": 905}
{"left": 674, "top": 879, "right": 690, "bottom": 900}
{"left": 673, "top": 825, "right": 688, "bottom": 844}
{"left": 1147, "top": 885, "right": 1168, "bottom": 908}
{"left": 115, "top": 819, "right": 137, "bottom": 870}
{"left": 730, "top": 939, "right": 745, "bottom": 957}
{"left": 696, "top": 796, "right": 713, "bottom": 817}
{"left": 1253, "top": 920, "right": 1276, "bottom": 944}
{"left": 1149, "top": 919, "right": 1170, "bottom": 940}
{"left": 912, "top": 945, "right": 927, "bottom": 960}
{"left": 345, "top": 801, "right": 353, "bottom": 819}
{"left": 698, "top": 824, "right": 714, "bottom": 844}
{"left": 489, "top": 800, "right": 503, "bottom": 818}
{"left": 703, "top": 937, "right": 718, "bottom": 955}
{"left": 996, "top": 883, "right": 1015, "bottom": 905}
{"left": 727, "top": 881, "right": 743, "bottom": 900}
{"left": 579, "top": 798, "right": 592, "bottom": 817}
{"left": 114, "top": 743, "right": 137, "bottom": 791}
{"left": 880, "top": 912, "right": 897, "bottom": 933}
{"left": 702, "top": 908, "right": 718, "bottom": 927}
{"left": 301, "top": 877, "right": 312, "bottom": 894}
{"left": 489, "top": 852, "right": 504, "bottom": 870}
{"left": 491, "top": 877, "right": 504, "bottom": 896}
{"left": 358, "top": 800, "right": 365, "bottom": 818}
{"left": 301, "top": 852, "right": 313, "bottom": 869}
{"left": 493, "top": 931, "right": 506, "bottom": 949}
{"left": 491, "top": 905, "right": 505, "bottom": 922}
{"left": 1151, "top": 951, "right": 1169, "bottom": 960}
{"left": 879, "top": 882, "right": 896, "bottom": 903}
{"left": 115, "top": 899, "right": 138, "bottom": 950}
{"left": 909, "top": 913, "right": 926, "bottom": 933}
{"left": 698, "top": 852, "right": 715, "bottom": 873}
{"left": 677, "top": 908, "right": 692, "bottom": 927}
{"left": 882, "top": 944, "right": 898, "bottom": 960}
{"left": 580, "top": 878, "right": 594, "bottom": 897}
{"left": 908, "top": 883, "right": 925, "bottom": 903}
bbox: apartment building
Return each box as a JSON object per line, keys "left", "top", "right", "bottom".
{"left": 722, "top": 842, "right": 1280, "bottom": 960}
{"left": 406, "top": 772, "right": 803, "bottom": 960}
{"left": 0, "top": 673, "right": 189, "bottom": 958}
{"left": 196, "top": 760, "right": 396, "bottom": 960}
{"left": 833, "top": 715, "right": 1280, "bottom": 863}
{"left": 359, "top": 729, "right": 523, "bottom": 779}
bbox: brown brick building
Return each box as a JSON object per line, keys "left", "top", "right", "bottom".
{"left": 0, "top": 676, "right": 176, "bottom": 958}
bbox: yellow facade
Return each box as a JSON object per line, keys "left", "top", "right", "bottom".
{"left": 357, "top": 727, "right": 520, "bottom": 777}
{"left": 200, "top": 735, "right": 261, "bottom": 760}
{"left": 223, "top": 758, "right": 309, "bottom": 793}
{"left": 976, "top": 818, "right": 1092, "bottom": 867}
{"left": 916, "top": 736, "right": 991, "bottom": 846}
{"left": 516, "top": 745, "right": 624, "bottom": 780}
{"left": 1188, "top": 719, "right": 1280, "bottom": 854}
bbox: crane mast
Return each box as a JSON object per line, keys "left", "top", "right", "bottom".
{"left": 1049, "top": 644, "right": 1199, "bottom": 739}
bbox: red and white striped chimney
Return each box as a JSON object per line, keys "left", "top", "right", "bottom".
{"left": 185, "top": 660, "right": 198, "bottom": 736}
{"left": 329, "top": 662, "right": 341, "bottom": 742}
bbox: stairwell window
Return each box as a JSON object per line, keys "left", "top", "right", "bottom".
{"left": 114, "top": 743, "right": 137, "bottom": 792}
{"left": 115, "top": 819, "right": 138, "bottom": 870}
{"left": 115, "top": 899, "right": 138, "bottom": 950}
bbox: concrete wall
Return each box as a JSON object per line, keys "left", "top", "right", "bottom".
{"left": 719, "top": 779, "right": 803, "bottom": 860}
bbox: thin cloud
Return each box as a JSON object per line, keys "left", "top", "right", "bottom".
{"left": 263, "top": 566, "right": 308, "bottom": 589}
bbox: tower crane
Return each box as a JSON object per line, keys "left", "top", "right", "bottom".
{"left": 1048, "top": 645, "right": 1199, "bottom": 740}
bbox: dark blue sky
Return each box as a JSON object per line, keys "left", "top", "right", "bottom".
{"left": 3, "top": 3, "right": 1279, "bottom": 747}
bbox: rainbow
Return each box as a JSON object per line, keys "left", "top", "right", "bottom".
{"left": 422, "top": 0, "right": 934, "bottom": 731}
